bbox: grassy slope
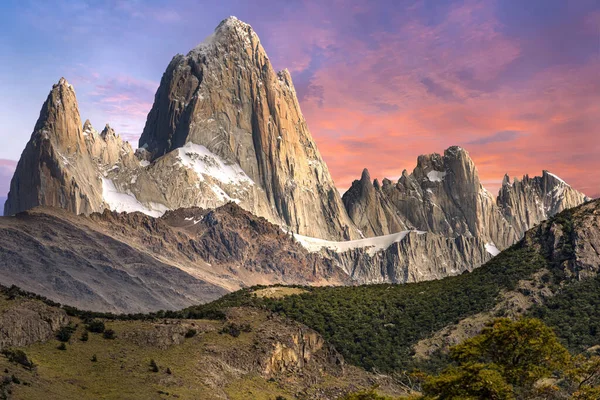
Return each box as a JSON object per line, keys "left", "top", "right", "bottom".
{"left": 2, "top": 318, "right": 282, "bottom": 399}
{"left": 1, "top": 304, "right": 384, "bottom": 400}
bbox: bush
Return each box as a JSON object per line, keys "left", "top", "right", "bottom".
{"left": 57, "top": 343, "right": 67, "bottom": 351}
{"left": 56, "top": 326, "right": 75, "bottom": 342}
{"left": 184, "top": 328, "right": 197, "bottom": 338}
{"left": 150, "top": 359, "right": 159, "bottom": 373}
{"left": 220, "top": 323, "right": 252, "bottom": 337}
{"left": 102, "top": 329, "right": 116, "bottom": 340}
{"left": 166, "top": 367, "right": 172, "bottom": 375}
{"left": 91, "top": 354, "right": 97, "bottom": 362}
{"left": 80, "top": 331, "right": 89, "bottom": 342}
{"left": 86, "top": 320, "right": 105, "bottom": 333}
{"left": 1, "top": 349, "right": 35, "bottom": 370}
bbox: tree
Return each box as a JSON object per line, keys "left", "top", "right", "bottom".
{"left": 423, "top": 318, "right": 572, "bottom": 399}
{"left": 449, "top": 318, "right": 570, "bottom": 388}
{"left": 422, "top": 363, "right": 514, "bottom": 400}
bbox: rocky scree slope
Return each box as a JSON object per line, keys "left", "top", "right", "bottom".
{"left": 4, "top": 17, "right": 357, "bottom": 241}
{"left": 0, "top": 203, "right": 348, "bottom": 313}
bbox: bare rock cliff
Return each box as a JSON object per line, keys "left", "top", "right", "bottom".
{"left": 4, "top": 17, "right": 356, "bottom": 241}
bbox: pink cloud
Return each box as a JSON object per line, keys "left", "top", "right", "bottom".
{"left": 266, "top": 0, "right": 599, "bottom": 198}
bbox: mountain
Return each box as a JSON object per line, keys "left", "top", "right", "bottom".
{"left": 0, "top": 204, "right": 347, "bottom": 313}
{"left": 2, "top": 16, "right": 591, "bottom": 308}
{"left": 498, "top": 170, "right": 590, "bottom": 236}
{"left": 191, "top": 198, "right": 600, "bottom": 373}
{"left": 341, "top": 147, "right": 589, "bottom": 261}
{"left": 0, "top": 287, "right": 405, "bottom": 399}
{"left": 4, "top": 17, "right": 356, "bottom": 241}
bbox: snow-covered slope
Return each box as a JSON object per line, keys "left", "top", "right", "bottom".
{"left": 294, "top": 230, "right": 426, "bottom": 256}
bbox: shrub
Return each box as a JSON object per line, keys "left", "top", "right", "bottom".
{"left": 184, "top": 328, "right": 197, "bottom": 338}
{"left": 166, "top": 367, "right": 172, "bottom": 375}
{"left": 56, "top": 326, "right": 75, "bottom": 342}
{"left": 91, "top": 354, "right": 97, "bottom": 362}
{"left": 80, "top": 331, "right": 89, "bottom": 342}
{"left": 1, "top": 349, "right": 35, "bottom": 370}
{"left": 150, "top": 359, "right": 159, "bottom": 373}
{"left": 57, "top": 343, "right": 67, "bottom": 351}
{"left": 86, "top": 320, "right": 105, "bottom": 333}
{"left": 102, "top": 329, "right": 116, "bottom": 340}
{"left": 219, "top": 323, "right": 252, "bottom": 337}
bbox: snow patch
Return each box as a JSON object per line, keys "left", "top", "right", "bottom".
{"left": 294, "top": 230, "right": 426, "bottom": 257}
{"left": 485, "top": 242, "right": 501, "bottom": 256}
{"left": 101, "top": 178, "right": 168, "bottom": 218}
{"left": 427, "top": 170, "right": 446, "bottom": 182}
{"left": 176, "top": 142, "right": 254, "bottom": 186}
{"left": 547, "top": 172, "right": 568, "bottom": 186}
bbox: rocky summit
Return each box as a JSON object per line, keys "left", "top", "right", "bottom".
{"left": 342, "top": 146, "right": 589, "bottom": 253}
{"left": 5, "top": 17, "right": 356, "bottom": 241}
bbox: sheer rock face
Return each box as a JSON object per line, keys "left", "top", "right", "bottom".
{"left": 4, "top": 79, "right": 103, "bottom": 216}
{"left": 344, "top": 147, "right": 517, "bottom": 249}
{"left": 138, "top": 17, "right": 356, "bottom": 240}
{"left": 5, "top": 18, "right": 356, "bottom": 241}
{"left": 341, "top": 146, "right": 589, "bottom": 275}
{"left": 342, "top": 169, "right": 407, "bottom": 237}
{"left": 321, "top": 232, "right": 492, "bottom": 284}
{"left": 497, "top": 171, "right": 591, "bottom": 237}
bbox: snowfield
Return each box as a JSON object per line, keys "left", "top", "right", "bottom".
{"left": 176, "top": 142, "right": 254, "bottom": 186}
{"left": 427, "top": 170, "right": 447, "bottom": 182}
{"left": 293, "top": 230, "right": 426, "bottom": 256}
{"left": 485, "top": 242, "right": 501, "bottom": 256}
{"left": 101, "top": 178, "right": 168, "bottom": 217}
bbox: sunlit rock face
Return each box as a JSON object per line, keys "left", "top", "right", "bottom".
{"left": 342, "top": 146, "right": 589, "bottom": 254}
{"left": 5, "top": 17, "right": 357, "bottom": 241}
{"left": 138, "top": 16, "right": 357, "bottom": 240}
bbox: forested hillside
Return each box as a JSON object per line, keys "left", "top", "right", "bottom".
{"left": 185, "top": 200, "right": 600, "bottom": 373}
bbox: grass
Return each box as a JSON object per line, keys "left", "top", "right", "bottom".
{"left": 252, "top": 287, "right": 308, "bottom": 299}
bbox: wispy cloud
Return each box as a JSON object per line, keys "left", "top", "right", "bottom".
{"left": 468, "top": 130, "right": 524, "bottom": 145}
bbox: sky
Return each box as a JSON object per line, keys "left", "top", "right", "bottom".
{"left": 0, "top": 0, "right": 598, "bottom": 200}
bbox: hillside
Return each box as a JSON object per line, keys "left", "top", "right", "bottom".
{"left": 0, "top": 286, "right": 405, "bottom": 400}
{"left": 0, "top": 204, "right": 346, "bottom": 313}
{"left": 185, "top": 199, "right": 600, "bottom": 373}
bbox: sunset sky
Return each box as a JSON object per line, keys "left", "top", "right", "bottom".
{"left": 0, "top": 0, "right": 598, "bottom": 202}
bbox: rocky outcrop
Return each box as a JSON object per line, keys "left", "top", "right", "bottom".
{"left": 320, "top": 232, "right": 492, "bottom": 283}
{"left": 139, "top": 17, "right": 356, "bottom": 240}
{"left": 4, "top": 17, "right": 356, "bottom": 241}
{"left": 0, "top": 298, "right": 69, "bottom": 350}
{"left": 342, "top": 169, "right": 407, "bottom": 237}
{"left": 498, "top": 170, "right": 590, "bottom": 237}
{"left": 342, "top": 147, "right": 589, "bottom": 272}
{"left": 344, "top": 147, "right": 517, "bottom": 249}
